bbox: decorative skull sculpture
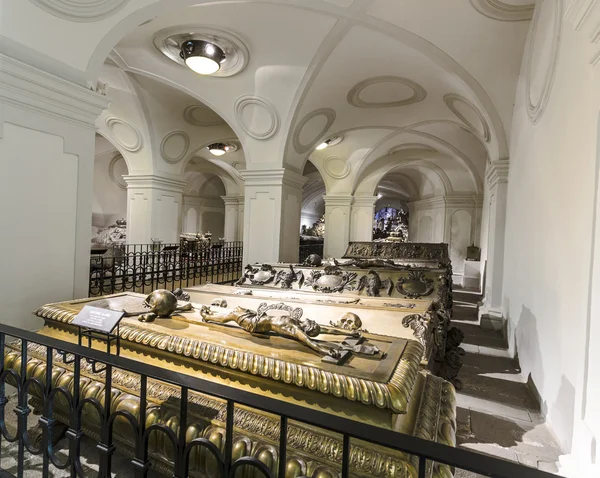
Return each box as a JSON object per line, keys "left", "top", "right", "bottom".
{"left": 338, "top": 312, "right": 363, "bottom": 331}
{"left": 303, "top": 254, "right": 322, "bottom": 267}
{"left": 211, "top": 298, "right": 228, "bottom": 308}
{"left": 143, "top": 289, "right": 179, "bottom": 317}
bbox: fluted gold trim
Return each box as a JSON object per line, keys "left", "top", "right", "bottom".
{"left": 35, "top": 304, "right": 424, "bottom": 414}
{"left": 11, "top": 343, "right": 442, "bottom": 478}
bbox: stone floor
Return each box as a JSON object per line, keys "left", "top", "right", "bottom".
{"left": 452, "top": 288, "right": 563, "bottom": 477}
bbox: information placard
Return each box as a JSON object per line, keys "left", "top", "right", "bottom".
{"left": 72, "top": 306, "right": 124, "bottom": 333}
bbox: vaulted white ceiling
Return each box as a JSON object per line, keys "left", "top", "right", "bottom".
{"left": 21, "top": 0, "right": 535, "bottom": 204}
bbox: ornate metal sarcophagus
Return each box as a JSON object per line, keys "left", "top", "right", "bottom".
{"left": 6, "top": 293, "right": 457, "bottom": 478}
{"left": 185, "top": 283, "right": 437, "bottom": 367}
{"left": 231, "top": 260, "right": 462, "bottom": 388}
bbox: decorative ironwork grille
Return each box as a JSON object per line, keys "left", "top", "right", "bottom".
{"left": 89, "top": 241, "right": 243, "bottom": 296}
{"left": 0, "top": 324, "right": 555, "bottom": 478}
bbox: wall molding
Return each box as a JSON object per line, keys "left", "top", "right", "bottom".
{"left": 347, "top": 75, "right": 427, "bottom": 108}
{"left": 241, "top": 168, "right": 307, "bottom": 190}
{"left": 105, "top": 116, "right": 142, "bottom": 152}
{"left": 234, "top": 95, "right": 280, "bottom": 140}
{"left": 486, "top": 159, "right": 510, "bottom": 188}
{"left": 28, "top": 0, "right": 130, "bottom": 22}
{"left": 183, "top": 104, "right": 226, "bottom": 127}
{"left": 123, "top": 175, "right": 186, "bottom": 194}
{"left": 0, "top": 53, "right": 109, "bottom": 130}
{"left": 160, "top": 130, "right": 189, "bottom": 164}
{"left": 293, "top": 108, "right": 336, "bottom": 154}
{"left": 444, "top": 93, "right": 491, "bottom": 142}
{"left": 469, "top": 0, "right": 535, "bottom": 21}
{"left": 108, "top": 154, "right": 127, "bottom": 190}
{"left": 525, "top": 0, "right": 562, "bottom": 124}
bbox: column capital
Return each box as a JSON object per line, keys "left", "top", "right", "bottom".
{"left": 240, "top": 168, "right": 307, "bottom": 189}
{"left": 124, "top": 174, "right": 186, "bottom": 193}
{"left": 486, "top": 160, "right": 510, "bottom": 188}
{"left": 352, "top": 196, "right": 378, "bottom": 208}
{"left": 221, "top": 195, "right": 241, "bottom": 206}
{"left": 323, "top": 195, "right": 353, "bottom": 207}
{"left": 0, "top": 53, "right": 109, "bottom": 130}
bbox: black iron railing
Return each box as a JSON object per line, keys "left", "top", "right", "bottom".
{"left": 298, "top": 242, "right": 324, "bottom": 263}
{"left": 0, "top": 324, "right": 555, "bottom": 478}
{"left": 89, "top": 241, "right": 243, "bottom": 296}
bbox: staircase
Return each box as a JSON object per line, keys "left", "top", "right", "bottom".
{"left": 451, "top": 288, "right": 562, "bottom": 477}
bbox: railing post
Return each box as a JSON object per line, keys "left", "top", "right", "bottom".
{"left": 97, "top": 364, "right": 115, "bottom": 477}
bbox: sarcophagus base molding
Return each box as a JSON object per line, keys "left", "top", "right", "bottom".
{"left": 4, "top": 342, "right": 456, "bottom": 478}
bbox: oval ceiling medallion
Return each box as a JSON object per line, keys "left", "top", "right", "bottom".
{"left": 28, "top": 0, "right": 130, "bottom": 22}
{"left": 347, "top": 76, "right": 427, "bottom": 108}
{"left": 234, "top": 96, "right": 280, "bottom": 140}
{"left": 105, "top": 117, "right": 142, "bottom": 152}
{"left": 153, "top": 25, "right": 249, "bottom": 78}
{"left": 161, "top": 131, "right": 190, "bottom": 164}
{"left": 526, "top": 0, "right": 562, "bottom": 124}
{"left": 293, "top": 108, "right": 336, "bottom": 154}
{"left": 388, "top": 143, "right": 436, "bottom": 155}
{"left": 444, "top": 94, "right": 491, "bottom": 142}
{"left": 109, "top": 154, "right": 128, "bottom": 189}
{"left": 469, "top": 0, "right": 535, "bottom": 21}
{"left": 183, "top": 104, "right": 225, "bottom": 127}
{"left": 324, "top": 156, "right": 350, "bottom": 179}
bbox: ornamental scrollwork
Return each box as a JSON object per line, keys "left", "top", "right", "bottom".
{"left": 401, "top": 314, "right": 428, "bottom": 346}
{"left": 256, "top": 302, "right": 303, "bottom": 321}
{"left": 304, "top": 266, "right": 357, "bottom": 293}
{"left": 236, "top": 264, "right": 276, "bottom": 286}
{"left": 396, "top": 271, "right": 435, "bottom": 298}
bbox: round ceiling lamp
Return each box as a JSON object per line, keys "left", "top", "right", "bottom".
{"left": 207, "top": 142, "right": 236, "bottom": 156}
{"left": 180, "top": 40, "right": 225, "bottom": 75}
{"left": 315, "top": 134, "right": 343, "bottom": 151}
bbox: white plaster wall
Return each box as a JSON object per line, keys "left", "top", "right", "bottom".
{"left": 450, "top": 210, "right": 472, "bottom": 276}
{"left": 92, "top": 152, "right": 127, "bottom": 231}
{"left": 0, "top": 123, "right": 77, "bottom": 330}
{"left": 502, "top": 21, "right": 599, "bottom": 455}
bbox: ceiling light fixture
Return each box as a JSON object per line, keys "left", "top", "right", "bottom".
{"left": 315, "top": 134, "right": 343, "bottom": 151}
{"left": 207, "top": 142, "right": 235, "bottom": 156}
{"left": 180, "top": 40, "right": 225, "bottom": 75}
{"left": 316, "top": 139, "right": 331, "bottom": 151}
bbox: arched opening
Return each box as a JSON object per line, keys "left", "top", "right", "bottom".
{"left": 183, "top": 162, "right": 228, "bottom": 241}
{"left": 91, "top": 133, "right": 129, "bottom": 246}
{"left": 300, "top": 160, "right": 325, "bottom": 261}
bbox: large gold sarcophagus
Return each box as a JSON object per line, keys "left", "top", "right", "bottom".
{"left": 229, "top": 258, "right": 462, "bottom": 388}
{"left": 6, "top": 293, "right": 457, "bottom": 477}
{"left": 185, "top": 283, "right": 436, "bottom": 367}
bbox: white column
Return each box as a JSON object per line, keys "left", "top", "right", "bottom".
{"left": 0, "top": 54, "right": 109, "bottom": 329}
{"left": 480, "top": 160, "right": 509, "bottom": 319}
{"left": 124, "top": 175, "right": 186, "bottom": 244}
{"left": 222, "top": 196, "right": 240, "bottom": 242}
{"left": 241, "top": 169, "right": 305, "bottom": 264}
{"left": 323, "top": 195, "right": 353, "bottom": 258}
{"left": 350, "top": 196, "right": 377, "bottom": 242}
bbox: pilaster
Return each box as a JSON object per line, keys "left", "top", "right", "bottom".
{"left": 241, "top": 169, "right": 306, "bottom": 263}
{"left": 350, "top": 196, "right": 377, "bottom": 242}
{"left": 480, "top": 159, "right": 510, "bottom": 320}
{"left": 323, "top": 195, "right": 353, "bottom": 258}
{"left": 124, "top": 175, "right": 186, "bottom": 244}
{"left": 222, "top": 195, "right": 241, "bottom": 242}
{"left": 0, "top": 53, "right": 109, "bottom": 329}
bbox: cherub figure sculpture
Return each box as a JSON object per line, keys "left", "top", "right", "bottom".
{"left": 199, "top": 304, "right": 381, "bottom": 359}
